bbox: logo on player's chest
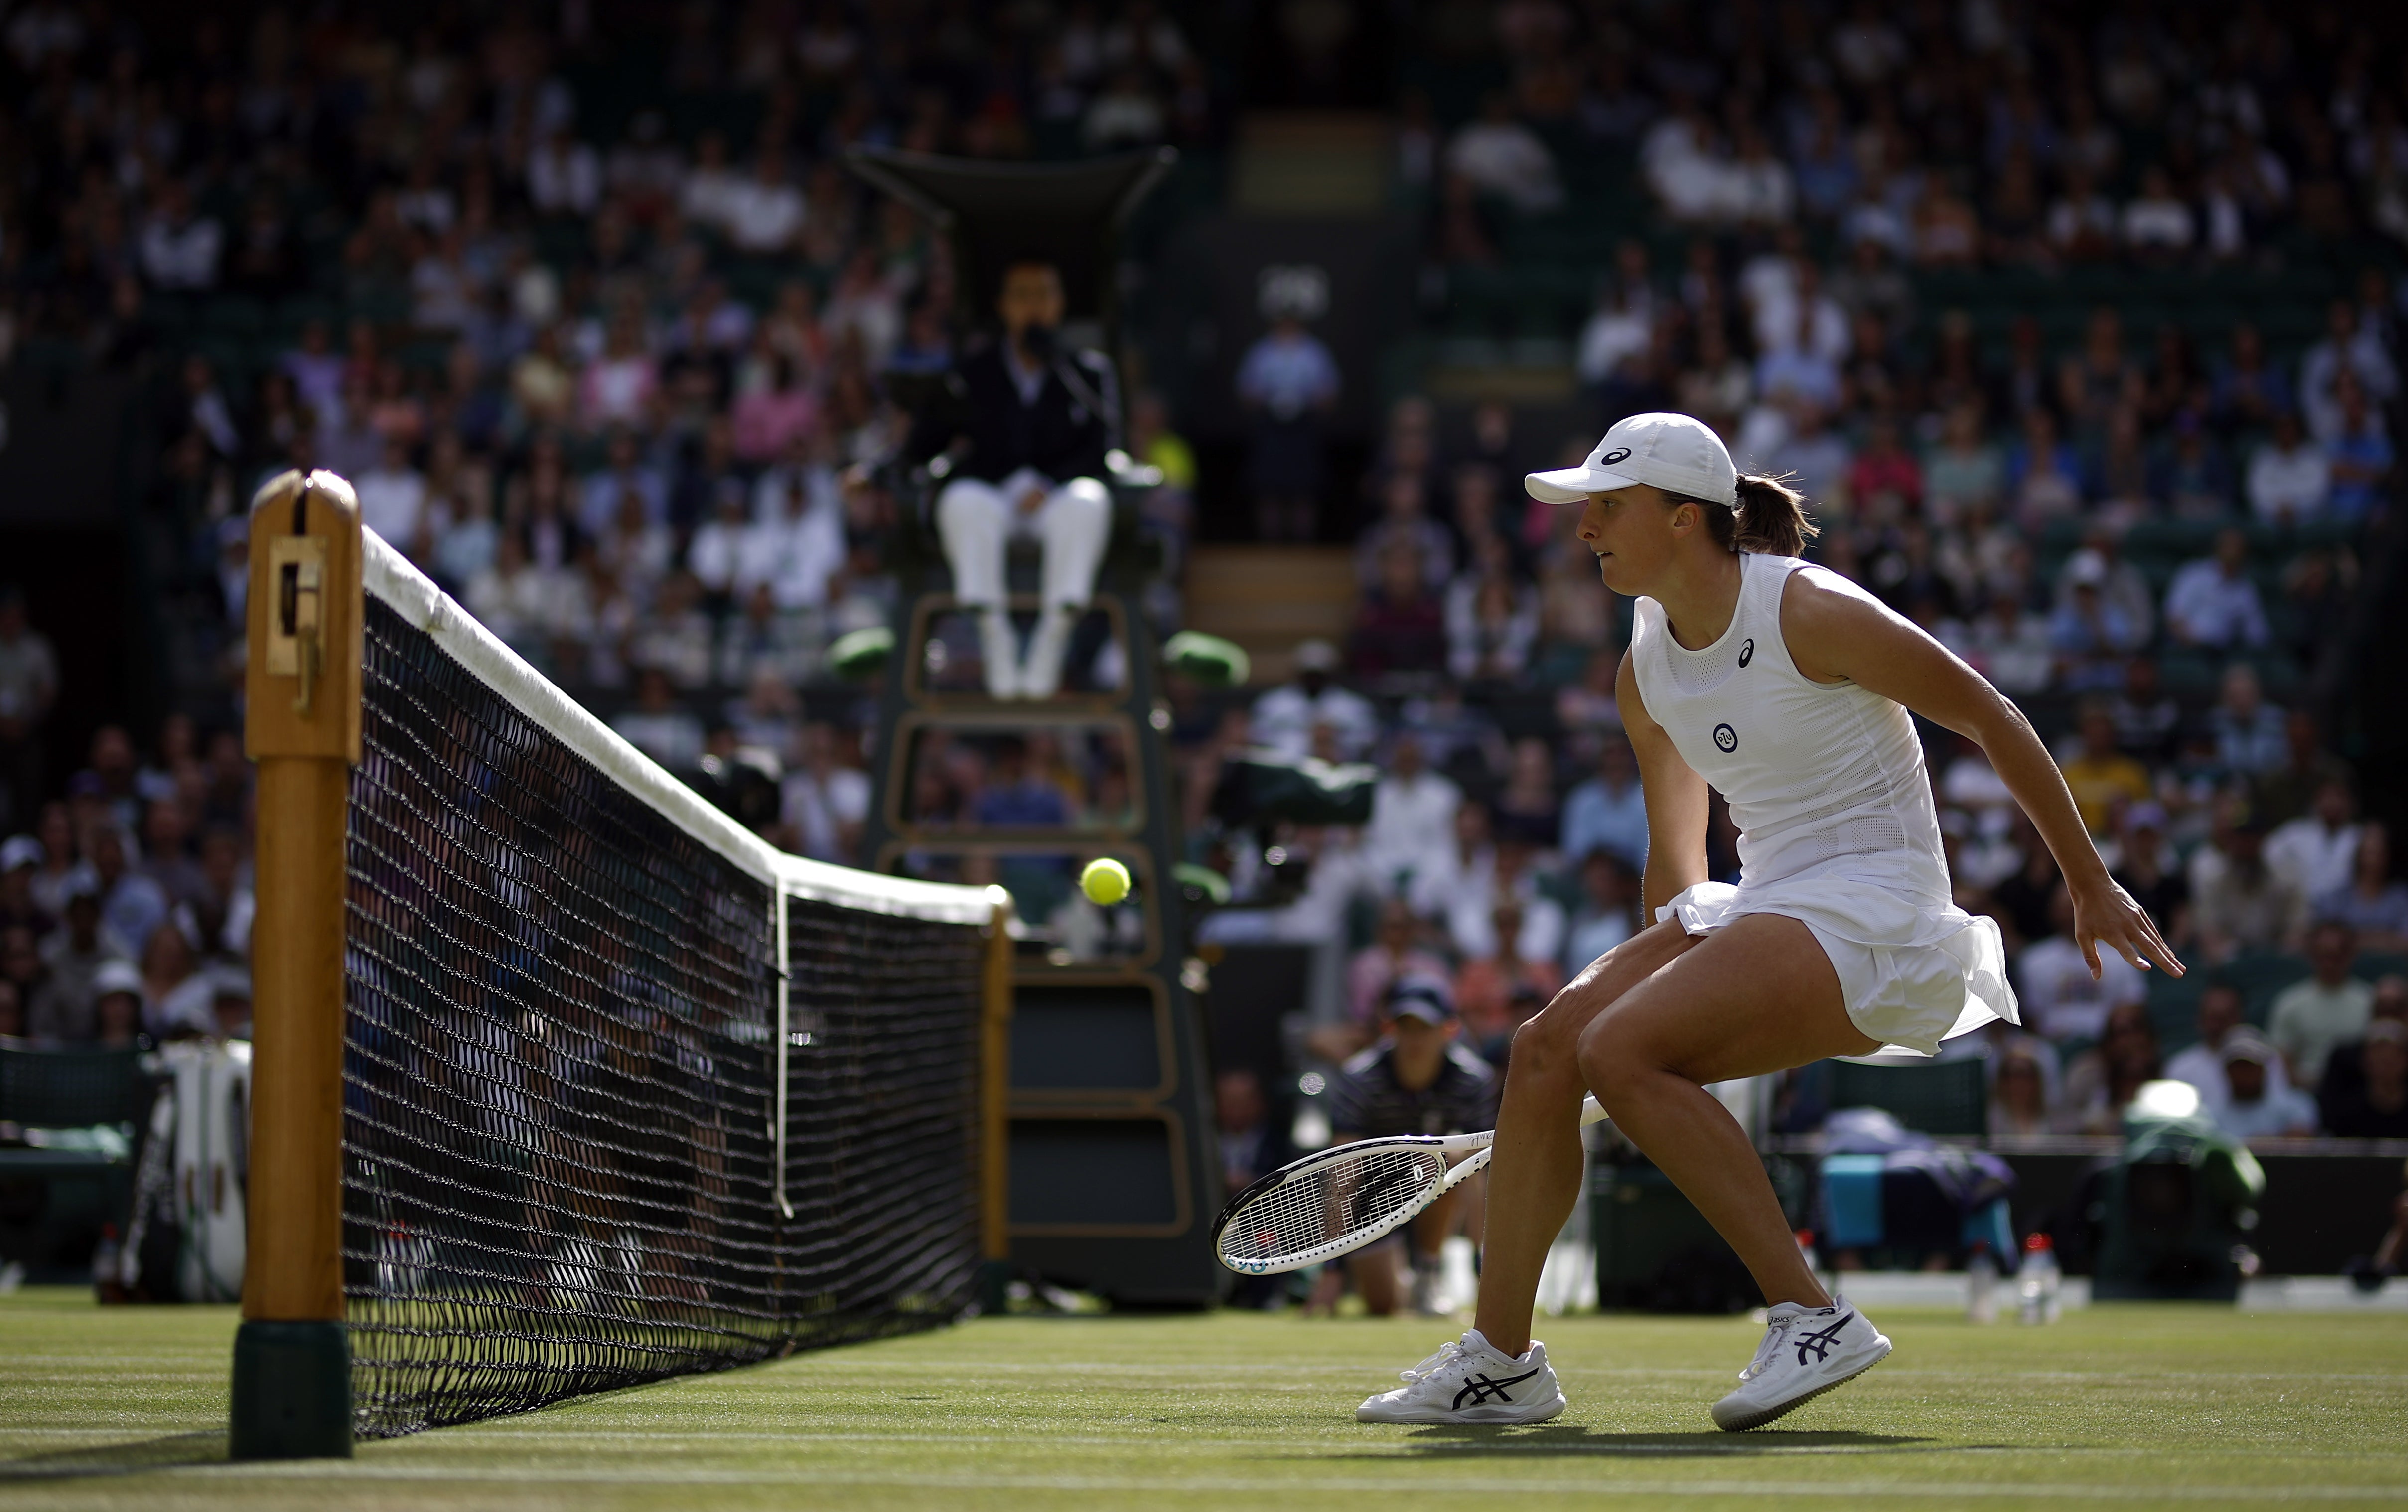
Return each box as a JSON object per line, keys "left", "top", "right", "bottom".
{"left": 1737, "top": 638, "right": 1755, "bottom": 668}
{"left": 1713, "top": 722, "right": 1738, "bottom": 753}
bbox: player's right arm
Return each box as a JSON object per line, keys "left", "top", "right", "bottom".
{"left": 1616, "top": 647, "right": 1709, "bottom": 922}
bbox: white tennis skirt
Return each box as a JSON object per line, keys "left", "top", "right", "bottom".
{"left": 1657, "top": 872, "right": 2018, "bottom": 1057}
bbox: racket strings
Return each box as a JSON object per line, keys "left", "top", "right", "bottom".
{"left": 1217, "top": 1146, "right": 1450, "bottom": 1268}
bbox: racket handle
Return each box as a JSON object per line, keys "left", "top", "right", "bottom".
{"left": 1577, "top": 1094, "right": 1611, "bottom": 1127}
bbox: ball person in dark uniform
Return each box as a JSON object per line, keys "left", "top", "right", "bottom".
{"left": 1316, "top": 975, "right": 1501, "bottom": 1316}
{"left": 907, "top": 259, "right": 1118, "bottom": 699}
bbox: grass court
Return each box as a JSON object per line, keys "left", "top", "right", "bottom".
{"left": 2, "top": 1286, "right": 2402, "bottom": 1510}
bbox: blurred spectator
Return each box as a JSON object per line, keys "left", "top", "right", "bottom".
{"left": 2323, "top": 1019, "right": 2408, "bottom": 1140}
{"left": 1562, "top": 848, "right": 1638, "bottom": 976}
{"left": 1447, "top": 92, "right": 1562, "bottom": 213}
{"left": 2048, "top": 559, "right": 2142, "bottom": 691}
{"left": 1561, "top": 736, "right": 1648, "bottom": 875}
{"left": 88, "top": 958, "right": 145, "bottom": 1051}
{"left": 2213, "top": 1031, "right": 2319, "bottom": 1139}
{"left": 1453, "top": 896, "right": 1562, "bottom": 1051}
{"left": 1490, "top": 738, "right": 1560, "bottom": 849}
{"left": 2058, "top": 701, "right": 2151, "bottom": 836}
{"left": 1338, "top": 898, "right": 1451, "bottom": 1058}
{"left": 29, "top": 883, "right": 110, "bottom": 1043}
{"left": 2190, "top": 807, "right": 2305, "bottom": 962}
{"left": 1349, "top": 543, "right": 1447, "bottom": 682}
{"left": 2247, "top": 412, "right": 2331, "bottom": 525}
{"left": 2323, "top": 379, "right": 2395, "bottom": 526}
{"left": 2111, "top": 803, "right": 2190, "bottom": 951}
{"left": 2019, "top": 884, "right": 2148, "bottom": 1043}
{"left": 2316, "top": 825, "right": 2408, "bottom": 950}
{"left": 138, "top": 181, "right": 222, "bottom": 291}
{"left": 2300, "top": 301, "right": 2399, "bottom": 443}
{"left": 777, "top": 723, "right": 869, "bottom": 866}
{"left": 1236, "top": 303, "right": 1340, "bottom": 543}
{"left": 2165, "top": 529, "right": 2270, "bottom": 650}
{"left": 2208, "top": 664, "right": 2287, "bottom": 777}
{"left": 1252, "top": 641, "right": 1377, "bottom": 762}
{"left": 2268, "top": 920, "right": 2376, "bottom": 1088}
{"left": 2266, "top": 776, "right": 2362, "bottom": 903}
{"left": 2167, "top": 984, "right": 2293, "bottom": 1120}
{"left": 1363, "top": 733, "right": 1458, "bottom": 891}
{"left": 612, "top": 667, "right": 706, "bottom": 772}
{"left": 1988, "top": 1034, "right": 2070, "bottom": 1138}
{"left": 0, "top": 588, "right": 58, "bottom": 829}
{"left": 355, "top": 436, "right": 429, "bottom": 549}
{"left": 2063, "top": 1001, "right": 2162, "bottom": 1134}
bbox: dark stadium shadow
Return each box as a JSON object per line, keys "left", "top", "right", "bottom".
{"left": 0, "top": 1431, "right": 228, "bottom": 1481}
{"left": 1323, "top": 1425, "right": 1933, "bottom": 1459}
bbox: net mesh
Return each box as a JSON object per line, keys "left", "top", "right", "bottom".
{"left": 340, "top": 593, "right": 987, "bottom": 1438}
{"left": 1214, "top": 1144, "right": 1450, "bottom": 1273}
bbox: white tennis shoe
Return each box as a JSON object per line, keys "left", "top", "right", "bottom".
{"left": 1356, "top": 1329, "right": 1565, "bottom": 1424}
{"left": 1710, "top": 1295, "right": 1891, "bottom": 1431}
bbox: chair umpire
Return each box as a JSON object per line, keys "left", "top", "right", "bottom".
{"left": 908, "top": 259, "right": 1118, "bottom": 699}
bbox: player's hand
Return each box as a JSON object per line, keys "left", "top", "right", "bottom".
{"left": 1017, "top": 487, "right": 1046, "bottom": 515}
{"left": 2071, "top": 874, "right": 2184, "bottom": 980}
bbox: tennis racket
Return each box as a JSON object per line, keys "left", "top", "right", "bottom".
{"left": 1211, "top": 1095, "right": 1611, "bottom": 1275}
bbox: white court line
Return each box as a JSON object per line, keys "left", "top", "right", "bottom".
{"left": 167, "top": 1465, "right": 2408, "bottom": 1499}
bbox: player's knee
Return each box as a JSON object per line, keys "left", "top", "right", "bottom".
{"left": 1506, "top": 1011, "right": 1579, "bottom": 1084}
{"left": 1574, "top": 1011, "right": 1659, "bottom": 1103}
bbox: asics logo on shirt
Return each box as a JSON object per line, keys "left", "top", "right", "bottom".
{"left": 1793, "top": 1314, "right": 1854, "bottom": 1365}
{"left": 1713, "top": 723, "right": 1738, "bottom": 753}
{"left": 1738, "top": 638, "right": 1754, "bottom": 667}
{"left": 1451, "top": 1366, "right": 1543, "bottom": 1410}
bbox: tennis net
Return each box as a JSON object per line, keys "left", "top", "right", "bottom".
{"left": 336, "top": 534, "right": 1003, "bottom": 1437}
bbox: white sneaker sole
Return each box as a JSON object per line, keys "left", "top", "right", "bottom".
{"left": 1357, "top": 1390, "right": 1567, "bottom": 1425}
{"left": 1710, "top": 1333, "right": 1892, "bottom": 1432}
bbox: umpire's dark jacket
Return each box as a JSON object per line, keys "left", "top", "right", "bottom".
{"left": 906, "top": 338, "right": 1121, "bottom": 486}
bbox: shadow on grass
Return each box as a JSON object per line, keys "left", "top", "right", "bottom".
{"left": 1317, "top": 1426, "right": 1942, "bottom": 1459}
{"left": 1, "top": 1431, "right": 228, "bottom": 1481}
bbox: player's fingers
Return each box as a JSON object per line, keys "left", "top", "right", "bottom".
{"left": 2138, "top": 915, "right": 2186, "bottom": 977}
{"left": 2101, "top": 928, "right": 2151, "bottom": 972}
{"left": 2081, "top": 934, "right": 2103, "bottom": 980}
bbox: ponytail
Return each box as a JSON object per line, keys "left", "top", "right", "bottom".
{"left": 1686, "top": 472, "right": 1819, "bottom": 557}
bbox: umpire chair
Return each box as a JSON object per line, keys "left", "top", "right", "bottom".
{"left": 847, "top": 146, "right": 1222, "bottom": 1305}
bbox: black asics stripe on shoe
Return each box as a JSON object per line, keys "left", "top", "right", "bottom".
{"left": 1451, "top": 1366, "right": 1544, "bottom": 1410}
{"left": 1792, "top": 1313, "right": 1854, "bottom": 1366}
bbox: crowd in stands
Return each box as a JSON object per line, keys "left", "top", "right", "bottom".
{"left": 1, "top": 4, "right": 2404, "bottom": 1147}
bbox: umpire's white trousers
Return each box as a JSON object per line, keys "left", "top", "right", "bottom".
{"left": 936, "top": 470, "right": 1110, "bottom": 610}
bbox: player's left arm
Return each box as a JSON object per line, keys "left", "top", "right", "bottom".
{"left": 1780, "top": 570, "right": 2183, "bottom": 982}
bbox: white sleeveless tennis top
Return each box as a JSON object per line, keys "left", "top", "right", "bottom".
{"left": 1627, "top": 552, "right": 2014, "bottom": 1054}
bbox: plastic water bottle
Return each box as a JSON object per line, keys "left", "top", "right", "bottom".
{"left": 1966, "top": 1241, "right": 1998, "bottom": 1324}
{"left": 2017, "top": 1233, "right": 2060, "bottom": 1325}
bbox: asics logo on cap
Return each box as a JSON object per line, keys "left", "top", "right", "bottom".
{"left": 1599, "top": 447, "right": 1631, "bottom": 465}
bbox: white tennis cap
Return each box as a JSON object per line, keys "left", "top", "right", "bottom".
{"left": 1525, "top": 412, "right": 1738, "bottom": 507}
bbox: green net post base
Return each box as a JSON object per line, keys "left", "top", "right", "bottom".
{"left": 230, "top": 1320, "right": 352, "bottom": 1460}
{"left": 980, "top": 1259, "right": 1012, "bottom": 1315}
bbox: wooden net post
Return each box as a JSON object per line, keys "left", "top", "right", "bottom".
{"left": 230, "top": 470, "right": 362, "bottom": 1460}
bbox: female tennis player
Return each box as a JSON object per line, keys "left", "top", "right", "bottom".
{"left": 1356, "top": 412, "right": 2181, "bottom": 1431}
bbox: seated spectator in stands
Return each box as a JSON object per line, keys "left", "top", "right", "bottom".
{"left": 1491, "top": 738, "right": 1560, "bottom": 850}
{"left": 2266, "top": 775, "right": 2361, "bottom": 903}
{"left": 2020, "top": 883, "right": 2148, "bottom": 1042}
{"left": 2166, "top": 528, "right": 2270, "bottom": 650}
{"left": 2111, "top": 802, "right": 2191, "bottom": 948}
{"left": 139, "top": 799, "right": 205, "bottom": 915}
{"left": 2300, "top": 300, "right": 2399, "bottom": 443}
{"left": 2212, "top": 1031, "right": 2320, "bottom": 1139}
{"left": 1561, "top": 735, "right": 1648, "bottom": 875}
{"left": 2208, "top": 664, "right": 2287, "bottom": 777}
{"left": 2247, "top": 412, "right": 2331, "bottom": 525}
{"left": 2110, "top": 660, "right": 2180, "bottom": 769}
{"left": 1576, "top": 279, "right": 1655, "bottom": 394}
{"left": 2059, "top": 701, "right": 2152, "bottom": 836}
{"left": 84, "top": 826, "right": 165, "bottom": 963}
{"left": 1252, "top": 640, "right": 1377, "bottom": 762}
{"left": 2324, "top": 1019, "right": 2408, "bottom": 1139}
{"left": 2269, "top": 919, "right": 2376, "bottom": 1089}
{"left": 611, "top": 666, "right": 706, "bottom": 773}
{"left": 2167, "top": 983, "right": 2284, "bottom": 1119}
{"left": 354, "top": 436, "right": 428, "bottom": 550}
{"left": 1349, "top": 542, "right": 1447, "bottom": 682}
{"left": 579, "top": 429, "right": 669, "bottom": 537}
{"left": 724, "top": 147, "right": 806, "bottom": 254}
{"left": 1357, "top": 472, "right": 1453, "bottom": 595}
{"left": 140, "top": 921, "right": 211, "bottom": 1039}
{"left": 731, "top": 350, "right": 819, "bottom": 466}
{"left": 138, "top": 181, "right": 222, "bottom": 291}
{"left": 2154, "top": 416, "right": 2236, "bottom": 520}
{"left": 1363, "top": 733, "right": 1458, "bottom": 892}
{"left": 579, "top": 309, "right": 661, "bottom": 433}
{"left": 2063, "top": 1001, "right": 2163, "bottom": 1134}
{"left": 29, "top": 883, "right": 109, "bottom": 1043}
{"left": 1454, "top": 897, "right": 1563, "bottom": 1053}
{"left": 2121, "top": 166, "right": 2194, "bottom": 259}
{"left": 2317, "top": 825, "right": 2408, "bottom": 950}
{"left": 1988, "top": 1035, "right": 2070, "bottom": 1137}
{"left": 1334, "top": 898, "right": 1452, "bottom": 1061}
{"left": 2323, "top": 376, "right": 2395, "bottom": 526}
{"left": 2003, "top": 408, "right": 2083, "bottom": 532}
{"left": 778, "top": 723, "right": 869, "bottom": 866}
{"left": 1236, "top": 296, "right": 1340, "bottom": 543}
{"left": 1956, "top": 589, "right": 2054, "bottom": 697}
{"left": 1922, "top": 402, "right": 2003, "bottom": 524}
{"left": 88, "top": 959, "right": 145, "bottom": 1051}
{"left": 1562, "top": 848, "right": 1638, "bottom": 977}
{"left": 2048, "top": 559, "right": 2141, "bottom": 692}
{"left": 1447, "top": 92, "right": 1562, "bottom": 213}
{"left": 2191, "top": 809, "right": 2305, "bottom": 963}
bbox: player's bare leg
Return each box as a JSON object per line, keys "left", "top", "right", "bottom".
{"left": 1469, "top": 919, "right": 1696, "bottom": 1356}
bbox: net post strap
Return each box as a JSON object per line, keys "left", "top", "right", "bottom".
{"left": 773, "top": 889, "right": 793, "bottom": 1221}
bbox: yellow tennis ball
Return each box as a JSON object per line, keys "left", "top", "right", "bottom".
{"left": 1080, "top": 858, "right": 1131, "bottom": 905}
